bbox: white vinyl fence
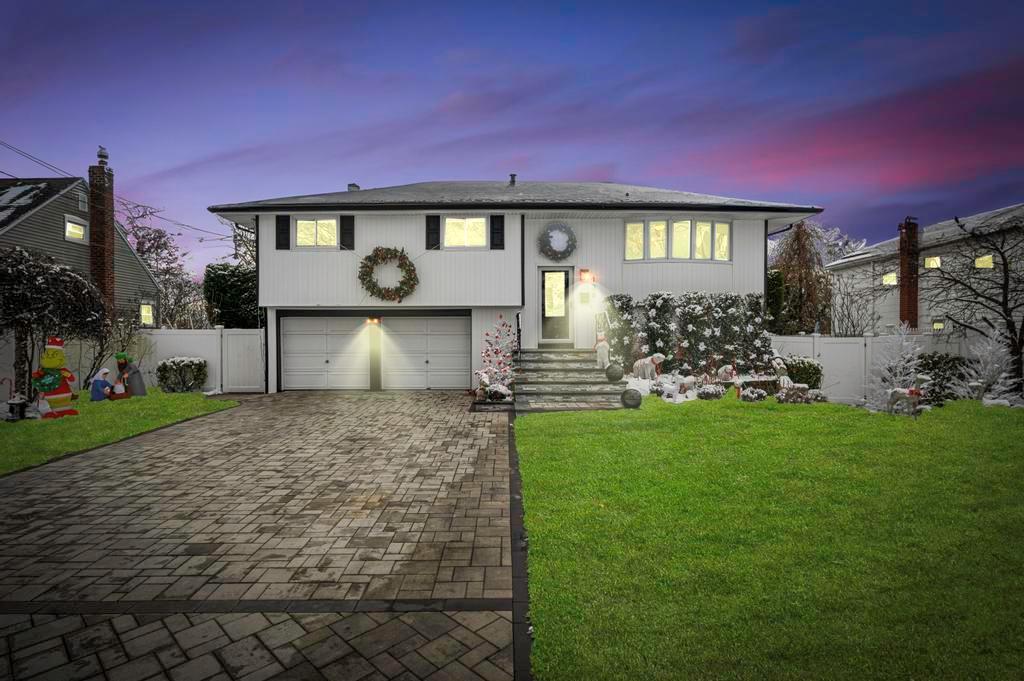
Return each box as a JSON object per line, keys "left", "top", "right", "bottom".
{"left": 771, "top": 332, "right": 971, "bottom": 404}
{"left": 0, "top": 327, "right": 265, "bottom": 397}
{"left": 144, "top": 327, "right": 264, "bottom": 393}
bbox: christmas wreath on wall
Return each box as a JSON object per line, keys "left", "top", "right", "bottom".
{"left": 538, "top": 221, "right": 577, "bottom": 261}
{"left": 358, "top": 246, "right": 418, "bottom": 302}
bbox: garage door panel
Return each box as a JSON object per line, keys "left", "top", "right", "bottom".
{"left": 326, "top": 369, "right": 370, "bottom": 389}
{"left": 425, "top": 354, "right": 469, "bottom": 371}
{"left": 281, "top": 371, "right": 327, "bottom": 389}
{"left": 326, "top": 334, "right": 367, "bottom": 354}
{"left": 327, "top": 317, "right": 365, "bottom": 333}
{"left": 428, "top": 318, "right": 470, "bottom": 334}
{"left": 384, "top": 318, "right": 429, "bottom": 334}
{"left": 282, "top": 355, "right": 331, "bottom": 371}
{"left": 427, "top": 334, "right": 471, "bottom": 354}
{"left": 284, "top": 334, "right": 327, "bottom": 354}
{"left": 387, "top": 353, "right": 427, "bottom": 371}
{"left": 282, "top": 318, "right": 327, "bottom": 333}
{"left": 384, "top": 334, "right": 428, "bottom": 354}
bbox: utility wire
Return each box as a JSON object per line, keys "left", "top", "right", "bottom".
{"left": 0, "top": 138, "right": 239, "bottom": 238}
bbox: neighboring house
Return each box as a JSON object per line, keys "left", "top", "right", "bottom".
{"left": 826, "top": 204, "right": 1024, "bottom": 333}
{"left": 209, "top": 178, "right": 820, "bottom": 393}
{"left": 0, "top": 150, "right": 161, "bottom": 322}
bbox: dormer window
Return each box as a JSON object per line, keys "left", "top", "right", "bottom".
{"left": 77, "top": 190, "right": 87, "bottom": 212}
{"left": 443, "top": 217, "right": 487, "bottom": 248}
{"left": 65, "top": 216, "right": 88, "bottom": 243}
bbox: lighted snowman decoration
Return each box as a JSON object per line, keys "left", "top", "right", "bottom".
{"left": 538, "top": 222, "right": 577, "bottom": 261}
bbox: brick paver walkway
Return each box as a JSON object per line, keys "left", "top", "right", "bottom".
{"left": 0, "top": 392, "right": 518, "bottom": 680}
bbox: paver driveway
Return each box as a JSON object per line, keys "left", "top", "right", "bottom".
{"left": 0, "top": 392, "right": 518, "bottom": 681}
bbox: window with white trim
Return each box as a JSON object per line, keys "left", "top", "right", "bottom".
{"left": 295, "top": 217, "right": 337, "bottom": 247}
{"left": 65, "top": 216, "right": 88, "bottom": 243}
{"left": 923, "top": 256, "right": 941, "bottom": 269}
{"left": 443, "top": 216, "right": 487, "bottom": 248}
{"left": 881, "top": 271, "right": 898, "bottom": 286}
{"left": 623, "top": 218, "right": 732, "bottom": 262}
{"left": 139, "top": 302, "right": 155, "bottom": 327}
{"left": 77, "top": 190, "right": 87, "bottom": 212}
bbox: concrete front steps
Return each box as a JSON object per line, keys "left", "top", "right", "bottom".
{"left": 514, "top": 348, "right": 625, "bottom": 412}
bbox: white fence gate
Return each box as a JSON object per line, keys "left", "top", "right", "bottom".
{"left": 144, "top": 327, "right": 264, "bottom": 393}
{"left": 770, "top": 332, "right": 972, "bottom": 404}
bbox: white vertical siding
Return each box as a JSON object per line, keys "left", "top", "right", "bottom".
{"left": 258, "top": 213, "right": 522, "bottom": 308}
{"left": 521, "top": 216, "right": 767, "bottom": 348}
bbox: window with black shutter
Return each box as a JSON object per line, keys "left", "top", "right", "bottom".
{"left": 426, "top": 215, "right": 441, "bottom": 250}
{"left": 339, "top": 215, "right": 355, "bottom": 250}
{"left": 489, "top": 215, "right": 505, "bottom": 250}
{"left": 275, "top": 215, "right": 290, "bottom": 249}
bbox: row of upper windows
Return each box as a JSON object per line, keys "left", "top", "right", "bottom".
{"left": 293, "top": 216, "right": 490, "bottom": 249}
{"left": 289, "top": 215, "right": 734, "bottom": 258}
{"left": 880, "top": 254, "right": 995, "bottom": 285}
{"left": 625, "top": 219, "right": 731, "bottom": 262}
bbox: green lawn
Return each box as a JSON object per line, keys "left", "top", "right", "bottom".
{"left": 0, "top": 389, "right": 237, "bottom": 475}
{"left": 515, "top": 396, "right": 1024, "bottom": 680}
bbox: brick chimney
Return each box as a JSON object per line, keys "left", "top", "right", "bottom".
{"left": 898, "top": 215, "right": 919, "bottom": 330}
{"left": 88, "top": 146, "right": 116, "bottom": 312}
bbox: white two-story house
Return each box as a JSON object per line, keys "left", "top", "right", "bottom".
{"left": 209, "top": 178, "right": 820, "bottom": 393}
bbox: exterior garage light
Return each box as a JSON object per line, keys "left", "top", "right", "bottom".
{"left": 579, "top": 269, "right": 596, "bottom": 284}
{"left": 367, "top": 317, "right": 381, "bottom": 325}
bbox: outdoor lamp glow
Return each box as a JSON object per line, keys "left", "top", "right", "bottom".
{"left": 579, "top": 269, "right": 597, "bottom": 284}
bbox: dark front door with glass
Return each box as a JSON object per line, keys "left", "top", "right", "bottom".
{"left": 541, "top": 270, "right": 571, "bottom": 341}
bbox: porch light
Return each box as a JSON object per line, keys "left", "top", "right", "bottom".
{"left": 579, "top": 269, "right": 597, "bottom": 284}
{"left": 367, "top": 317, "right": 381, "bottom": 325}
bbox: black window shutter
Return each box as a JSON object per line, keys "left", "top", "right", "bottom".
{"left": 275, "top": 215, "right": 290, "bottom": 250}
{"left": 426, "top": 215, "right": 441, "bottom": 250}
{"left": 339, "top": 215, "right": 355, "bottom": 250}
{"left": 489, "top": 215, "right": 505, "bottom": 250}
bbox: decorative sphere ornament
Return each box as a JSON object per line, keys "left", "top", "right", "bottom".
{"left": 605, "top": 364, "right": 624, "bottom": 383}
{"left": 620, "top": 388, "right": 642, "bottom": 409}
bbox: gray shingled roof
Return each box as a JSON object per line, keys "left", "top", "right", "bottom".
{"left": 208, "top": 180, "right": 822, "bottom": 214}
{"left": 827, "top": 203, "right": 1024, "bottom": 270}
{"left": 0, "top": 177, "right": 81, "bottom": 231}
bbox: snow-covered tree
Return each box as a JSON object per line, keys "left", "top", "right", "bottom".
{"left": 867, "top": 322, "right": 923, "bottom": 411}
{"left": 954, "top": 333, "right": 1021, "bottom": 402}
{"left": 474, "top": 314, "right": 517, "bottom": 398}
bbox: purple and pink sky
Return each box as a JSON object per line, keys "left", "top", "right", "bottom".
{"left": 2, "top": 0, "right": 1022, "bottom": 273}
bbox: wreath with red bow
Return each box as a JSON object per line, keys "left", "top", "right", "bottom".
{"left": 358, "top": 246, "right": 418, "bottom": 302}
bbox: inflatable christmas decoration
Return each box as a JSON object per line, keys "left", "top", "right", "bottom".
{"left": 31, "top": 337, "right": 78, "bottom": 418}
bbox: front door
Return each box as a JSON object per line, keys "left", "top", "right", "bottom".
{"left": 540, "top": 270, "right": 571, "bottom": 342}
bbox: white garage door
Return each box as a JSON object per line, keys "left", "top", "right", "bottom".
{"left": 382, "top": 317, "right": 471, "bottom": 389}
{"left": 281, "top": 317, "right": 370, "bottom": 389}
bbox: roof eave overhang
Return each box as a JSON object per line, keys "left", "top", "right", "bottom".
{"left": 209, "top": 202, "right": 824, "bottom": 215}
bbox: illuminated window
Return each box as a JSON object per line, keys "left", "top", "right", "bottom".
{"left": 713, "top": 222, "right": 730, "bottom": 261}
{"left": 296, "top": 218, "right": 337, "bottom": 247}
{"left": 923, "top": 256, "right": 941, "bottom": 269}
{"left": 648, "top": 220, "right": 667, "bottom": 259}
{"left": 694, "top": 221, "right": 712, "bottom": 259}
{"left": 443, "top": 217, "right": 487, "bottom": 248}
{"left": 671, "top": 220, "right": 691, "bottom": 258}
{"left": 882, "top": 271, "right": 898, "bottom": 286}
{"left": 625, "top": 222, "right": 644, "bottom": 260}
{"left": 931, "top": 319, "right": 944, "bottom": 332}
{"left": 975, "top": 254, "right": 994, "bottom": 269}
{"left": 65, "top": 216, "right": 88, "bottom": 243}
{"left": 139, "top": 303, "right": 155, "bottom": 327}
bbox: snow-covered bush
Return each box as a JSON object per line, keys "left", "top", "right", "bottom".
{"left": 784, "top": 356, "right": 823, "bottom": 389}
{"left": 867, "top": 323, "right": 922, "bottom": 411}
{"left": 954, "top": 333, "right": 1021, "bottom": 403}
{"left": 740, "top": 387, "right": 768, "bottom": 402}
{"left": 697, "top": 384, "right": 726, "bottom": 400}
{"left": 602, "top": 293, "right": 638, "bottom": 367}
{"left": 474, "top": 314, "right": 517, "bottom": 400}
{"left": 603, "top": 291, "right": 774, "bottom": 377}
{"left": 156, "top": 357, "right": 207, "bottom": 392}
{"left": 918, "top": 352, "right": 968, "bottom": 405}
